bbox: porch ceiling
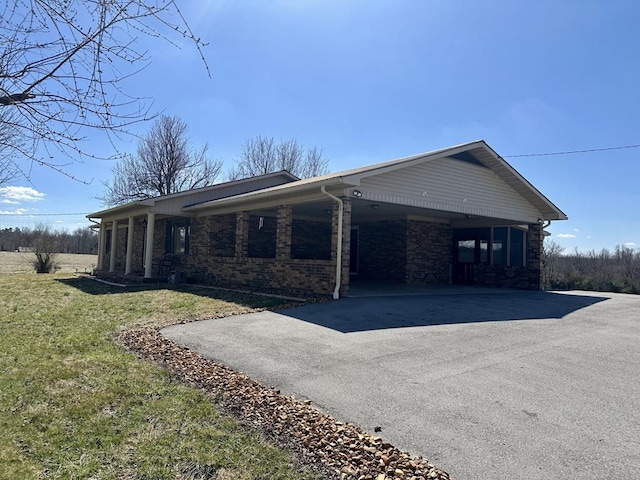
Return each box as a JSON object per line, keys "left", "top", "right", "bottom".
{"left": 292, "top": 198, "right": 533, "bottom": 227}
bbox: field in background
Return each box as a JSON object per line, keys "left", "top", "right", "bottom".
{"left": 0, "top": 252, "right": 97, "bottom": 274}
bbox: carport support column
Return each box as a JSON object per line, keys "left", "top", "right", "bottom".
{"left": 97, "top": 222, "right": 106, "bottom": 270}
{"left": 125, "top": 217, "right": 135, "bottom": 275}
{"left": 144, "top": 213, "right": 156, "bottom": 278}
{"left": 276, "top": 205, "right": 292, "bottom": 260}
{"left": 109, "top": 220, "right": 118, "bottom": 272}
{"left": 527, "top": 222, "right": 543, "bottom": 290}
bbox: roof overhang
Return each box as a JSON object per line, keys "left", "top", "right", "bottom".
{"left": 185, "top": 140, "right": 567, "bottom": 221}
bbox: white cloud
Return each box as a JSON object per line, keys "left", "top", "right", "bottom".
{"left": 1, "top": 199, "right": 20, "bottom": 204}
{"left": 0, "top": 208, "right": 27, "bottom": 215}
{"left": 0, "top": 186, "right": 46, "bottom": 202}
{"left": 557, "top": 233, "right": 577, "bottom": 239}
{"left": 573, "top": 228, "right": 580, "bottom": 232}
{"left": 623, "top": 242, "right": 637, "bottom": 248}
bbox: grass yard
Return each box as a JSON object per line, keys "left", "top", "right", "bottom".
{"left": 0, "top": 251, "right": 98, "bottom": 274}
{"left": 0, "top": 273, "right": 319, "bottom": 480}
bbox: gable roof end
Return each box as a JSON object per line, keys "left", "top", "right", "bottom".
{"left": 185, "top": 141, "right": 567, "bottom": 221}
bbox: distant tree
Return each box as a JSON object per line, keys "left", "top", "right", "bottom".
{"left": 0, "top": 0, "right": 208, "bottom": 185}
{"left": 31, "top": 225, "right": 58, "bottom": 273}
{"left": 99, "top": 115, "right": 223, "bottom": 206}
{"left": 542, "top": 238, "right": 565, "bottom": 289}
{"left": 228, "top": 136, "right": 328, "bottom": 180}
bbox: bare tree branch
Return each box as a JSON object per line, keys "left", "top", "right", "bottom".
{"left": 0, "top": 0, "right": 209, "bottom": 185}
{"left": 228, "top": 136, "right": 329, "bottom": 180}
{"left": 99, "top": 115, "right": 222, "bottom": 206}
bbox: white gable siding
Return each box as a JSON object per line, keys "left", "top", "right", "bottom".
{"left": 359, "top": 157, "right": 543, "bottom": 223}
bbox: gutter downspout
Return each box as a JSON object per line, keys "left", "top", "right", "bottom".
{"left": 321, "top": 185, "right": 343, "bottom": 300}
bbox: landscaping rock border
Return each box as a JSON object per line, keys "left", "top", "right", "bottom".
{"left": 118, "top": 327, "right": 452, "bottom": 480}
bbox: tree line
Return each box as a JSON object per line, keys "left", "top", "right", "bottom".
{"left": 543, "top": 240, "right": 640, "bottom": 294}
{"left": 0, "top": 226, "right": 97, "bottom": 255}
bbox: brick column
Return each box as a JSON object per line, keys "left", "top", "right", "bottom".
{"left": 235, "top": 212, "right": 249, "bottom": 259}
{"left": 527, "top": 222, "right": 543, "bottom": 290}
{"left": 276, "top": 205, "right": 292, "bottom": 260}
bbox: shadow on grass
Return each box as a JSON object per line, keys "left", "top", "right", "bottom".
{"left": 274, "top": 290, "right": 611, "bottom": 333}
{"left": 56, "top": 276, "right": 291, "bottom": 310}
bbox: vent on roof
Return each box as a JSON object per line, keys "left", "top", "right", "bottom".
{"left": 449, "top": 151, "right": 486, "bottom": 168}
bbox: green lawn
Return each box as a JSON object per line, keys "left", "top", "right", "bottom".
{"left": 0, "top": 274, "right": 319, "bottom": 480}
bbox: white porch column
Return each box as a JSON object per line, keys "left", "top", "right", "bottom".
{"left": 144, "top": 212, "right": 156, "bottom": 278}
{"left": 109, "top": 220, "right": 118, "bottom": 272}
{"left": 125, "top": 217, "right": 135, "bottom": 275}
{"left": 97, "top": 222, "right": 106, "bottom": 270}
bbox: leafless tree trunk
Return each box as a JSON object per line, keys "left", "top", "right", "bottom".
{"left": 228, "top": 136, "right": 329, "bottom": 180}
{"left": 0, "top": 0, "right": 208, "bottom": 185}
{"left": 99, "top": 115, "right": 222, "bottom": 205}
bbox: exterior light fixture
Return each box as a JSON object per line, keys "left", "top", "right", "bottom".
{"left": 352, "top": 189, "right": 363, "bottom": 198}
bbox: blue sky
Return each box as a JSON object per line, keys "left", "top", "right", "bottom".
{"left": 1, "top": 0, "right": 639, "bottom": 252}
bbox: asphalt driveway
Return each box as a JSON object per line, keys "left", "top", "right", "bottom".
{"left": 162, "top": 290, "right": 640, "bottom": 480}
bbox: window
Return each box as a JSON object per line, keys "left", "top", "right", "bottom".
{"left": 493, "top": 227, "right": 508, "bottom": 265}
{"left": 454, "top": 228, "right": 490, "bottom": 264}
{"left": 510, "top": 228, "right": 526, "bottom": 267}
{"left": 457, "top": 240, "right": 475, "bottom": 263}
{"left": 165, "top": 219, "right": 190, "bottom": 255}
{"left": 454, "top": 226, "right": 528, "bottom": 267}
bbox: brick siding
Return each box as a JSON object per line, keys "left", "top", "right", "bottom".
{"left": 405, "top": 220, "right": 453, "bottom": 284}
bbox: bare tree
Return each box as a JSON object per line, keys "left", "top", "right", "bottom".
{"left": 99, "top": 115, "right": 222, "bottom": 205}
{"left": 542, "top": 238, "right": 565, "bottom": 289}
{"left": 31, "top": 224, "right": 58, "bottom": 273}
{"left": 228, "top": 136, "right": 329, "bottom": 180}
{"left": 0, "top": 0, "right": 208, "bottom": 185}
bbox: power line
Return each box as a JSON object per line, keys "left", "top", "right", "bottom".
{"left": 505, "top": 143, "right": 640, "bottom": 158}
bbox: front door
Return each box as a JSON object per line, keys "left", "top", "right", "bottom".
{"left": 453, "top": 228, "right": 490, "bottom": 284}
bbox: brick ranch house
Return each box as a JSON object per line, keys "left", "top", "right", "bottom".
{"left": 87, "top": 140, "right": 567, "bottom": 298}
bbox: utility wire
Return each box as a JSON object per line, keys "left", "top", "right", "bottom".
{"left": 505, "top": 143, "right": 640, "bottom": 158}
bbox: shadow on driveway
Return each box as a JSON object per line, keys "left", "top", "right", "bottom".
{"left": 274, "top": 291, "right": 609, "bottom": 333}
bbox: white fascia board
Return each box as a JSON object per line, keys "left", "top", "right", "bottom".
{"left": 184, "top": 178, "right": 356, "bottom": 214}
{"left": 86, "top": 202, "right": 149, "bottom": 220}
{"left": 479, "top": 143, "right": 568, "bottom": 221}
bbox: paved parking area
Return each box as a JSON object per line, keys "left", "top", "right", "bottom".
{"left": 162, "top": 290, "right": 640, "bottom": 480}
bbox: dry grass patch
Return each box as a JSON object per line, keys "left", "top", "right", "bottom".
{"left": 0, "top": 251, "right": 97, "bottom": 274}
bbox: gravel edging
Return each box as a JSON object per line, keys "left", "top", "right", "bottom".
{"left": 117, "top": 327, "right": 452, "bottom": 480}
